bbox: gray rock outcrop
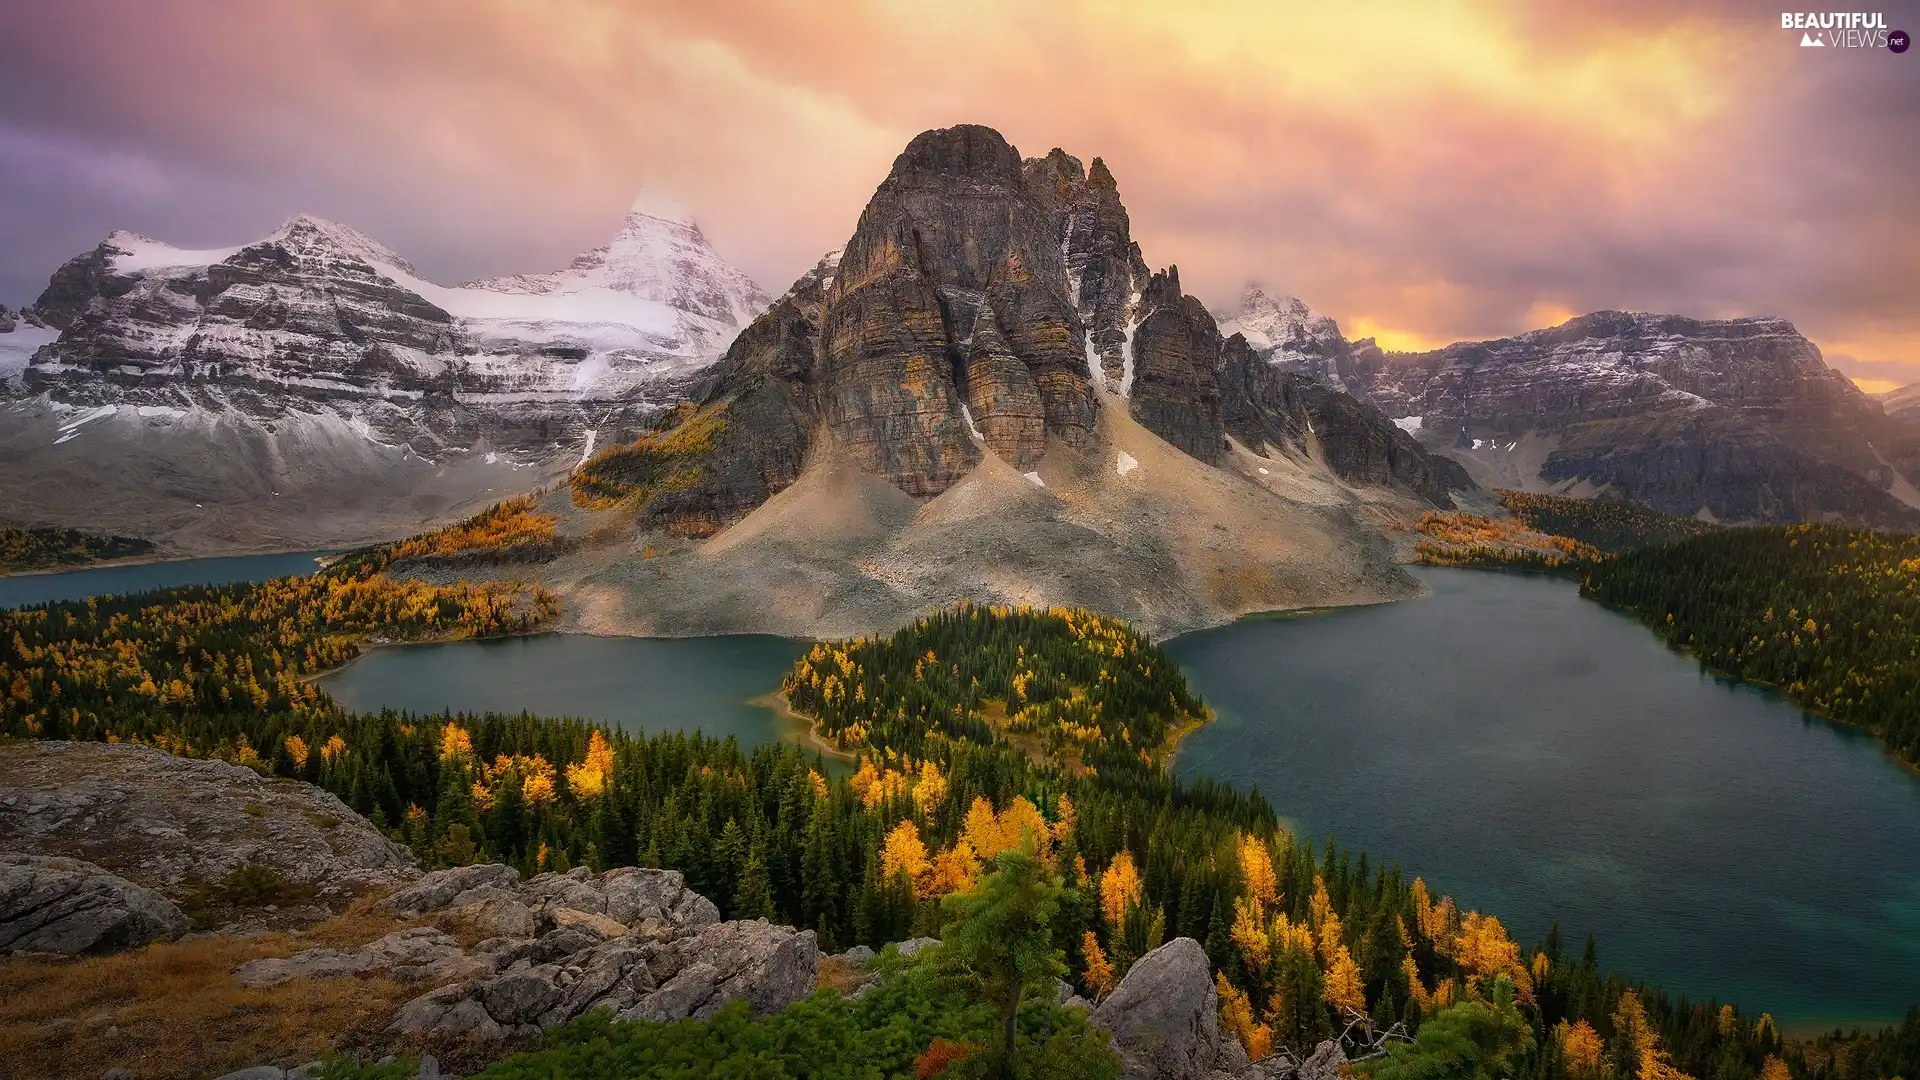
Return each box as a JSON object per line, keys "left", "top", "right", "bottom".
{"left": 0, "top": 853, "right": 188, "bottom": 954}
{"left": 0, "top": 741, "right": 417, "bottom": 911}
{"left": 264, "top": 863, "right": 823, "bottom": 1043}
{"left": 1092, "top": 937, "right": 1248, "bottom": 1080}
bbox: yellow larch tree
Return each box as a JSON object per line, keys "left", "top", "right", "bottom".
{"left": 928, "top": 838, "right": 982, "bottom": 897}
{"left": 1082, "top": 931, "right": 1115, "bottom": 1000}
{"left": 1556, "top": 1018, "right": 1604, "bottom": 1077}
{"left": 1322, "top": 943, "right": 1366, "bottom": 1015}
{"left": 1217, "top": 972, "right": 1273, "bottom": 1061}
{"left": 1230, "top": 895, "right": 1272, "bottom": 970}
{"left": 1239, "top": 833, "right": 1278, "bottom": 913}
{"left": 283, "top": 734, "right": 309, "bottom": 770}
{"left": 1614, "top": 990, "right": 1697, "bottom": 1080}
{"left": 438, "top": 722, "right": 473, "bottom": 762}
{"left": 1456, "top": 911, "right": 1532, "bottom": 999}
{"left": 881, "top": 820, "right": 932, "bottom": 894}
{"left": 911, "top": 759, "right": 948, "bottom": 813}
{"left": 1100, "top": 851, "right": 1144, "bottom": 928}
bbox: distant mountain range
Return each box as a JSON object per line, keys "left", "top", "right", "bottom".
{"left": 1, "top": 121, "right": 1914, "bottom": 579}
{"left": 1210, "top": 296, "right": 1920, "bottom": 529}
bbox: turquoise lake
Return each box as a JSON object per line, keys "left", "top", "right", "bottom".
{"left": 0, "top": 550, "right": 331, "bottom": 609}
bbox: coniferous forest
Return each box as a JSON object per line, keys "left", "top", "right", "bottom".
{"left": 1581, "top": 523, "right": 1920, "bottom": 768}
{"left": 0, "top": 526, "right": 153, "bottom": 574}
{"left": 6, "top": 553, "right": 1898, "bottom": 1080}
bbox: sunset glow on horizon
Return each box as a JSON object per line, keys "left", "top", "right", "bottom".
{"left": 1, "top": 0, "right": 1914, "bottom": 386}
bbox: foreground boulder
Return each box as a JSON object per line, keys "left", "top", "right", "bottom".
{"left": 0, "top": 853, "right": 189, "bottom": 954}
{"left": 1092, "top": 937, "right": 1249, "bottom": 1080}
{"left": 0, "top": 741, "right": 417, "bottom": 909}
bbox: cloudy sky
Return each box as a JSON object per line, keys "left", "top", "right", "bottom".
{"left": 3, "top": 1, "right": 1916, "bottom": 388}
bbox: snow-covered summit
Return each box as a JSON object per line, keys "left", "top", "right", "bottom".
{"left": 1215, "top": 286, "right": 1343, "bottom": 359}
{"left": 628, "top": 190, "right": 697, "bottom": 227}
{"left": 1213, "top": 285, "right": 1355, "bottom": 389}
{"left": 460, "top": 194, "right": 769, "bottom": 329}
{"left": 267, "top": 213, "right": 419, "bottom": 275}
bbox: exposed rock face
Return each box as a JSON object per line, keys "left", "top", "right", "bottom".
{"left": 352, "top": 864, "right": 813, "bottom": 1042}
{"left": 1092, "top": 937, "right": 1249, "bottom": 1080}
{"left": 1353, "top": 311, "right": 1920, "bottom": 526}
{"left": 0, "top": 741, "right": 417, "bottom": 906}
{"left": 1, "top": 201, "right": 766, "bottom": 552}
{"left": 615, "top": 124, "right": 1469, "bottom": 538}
{"left": 1130, "top": 269, "right": 1226, "bottom": 463}
{"left": 1219, "top": 335, "right": 1470, "bottom": 507}
{"left": 0, "top": 854, "right": 189, "bottom": 954}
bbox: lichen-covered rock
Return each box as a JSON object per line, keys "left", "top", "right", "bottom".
{"left": 0, "top": 854, "right": 188, "bottom": 955}
{"left": 0, "top": 741, "right": 417, "bottom": 913}
{"left": 1092, "top": 937, "right": 1245, "bottom": 1080}
{"left": 621, "top": 919, "right": 820, "bottom": 1023}
{"left": 379, "top": 864, "right": 522, "bottom": 916}
{"left": 234, "top": 927, "right": 491, "bottom": 989}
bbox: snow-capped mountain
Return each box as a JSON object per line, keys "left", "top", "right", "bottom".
{"left": 1212, "top": 286, "right": 1369, "bottom": 392}
{"left": 1880, "top": 381, "right": 1920, "bottom": 424}
{"left": 0, "top": 200, "right": 771, "bottom": 551}
{"left": 14, "top": 202, "right": 768, "bottom": 451}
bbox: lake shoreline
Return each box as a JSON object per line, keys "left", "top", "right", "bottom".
{"left": 749, "top": 689, "right": 858, "bottom": 764}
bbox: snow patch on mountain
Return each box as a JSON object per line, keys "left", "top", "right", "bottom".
{"left": 0, "top": 322, "right": 59, "bottom": 384}
{"left": 104, "top": 231, "right": 245, "bottom": 275}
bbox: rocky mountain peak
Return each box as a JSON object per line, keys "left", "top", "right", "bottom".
{"left": 630, "top": 122, "right": 1469, "bottom": 540}
{"left": 265, "top": 213, "right": 416, "bottom": 274}
{"left": 890, "top": 123, "right": 1026, "bottom": 186}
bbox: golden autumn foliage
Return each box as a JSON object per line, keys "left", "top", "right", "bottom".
{"left": 1414, "top": 508, "right": 1606, "bottom": 570}
{"left": 282, "top": 735, "right": 308, "bottom": 771}
{"left": 1322, "top": 944, "right": 1366, "bottom": 1015}
{"left": 1558, "top": 1018, "right": 1605, "bottom": 1076}
{"left": 961, "top": 795, "right": 1052, "bottom": 862}
{"left": 0, "top": 560, "right": 558, "bottom": 756}
{"left": 1456, "top": 911, "right": 1532, "bottom": 1000}
{"left": 927, "top": 839, "right": 982, "bottom": 897}
{"left": 1614, "top": 990, "right": 1698, "bottom": 1080}
{"left": 438, "top": 722, "right": 473, "bottom": 762}
{"left": 375, "top": 494, "right": 561, "bottom": 566}
{"left": 1239, "top": 832, "right": 1279, "bottom": 912}
{"left": 881, "top": 820, "right": 932, "bottom": 893}
{"left": 564, "top": 730, "right": 616, "bottom": 799}
{"left": 1231, "top": 896, "right": 1271, "bottom": 970}
{"left": 569, "top": 401, "right": 729, "bottom": 509}
{"left": 1099, "top": 851, "right": 1143, "bottom": 928}
{"left": 1218, "top": 972, "right": 1274, "bottom": 1061}
{"left": 1083, "top": 932, "right": 1115, "bottom": 1000}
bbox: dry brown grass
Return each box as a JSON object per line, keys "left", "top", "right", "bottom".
{"left": 813, "top": 955, "right": 872, "bottom": 997}
{"left": 0, "top": 905, "right": 419, "bottom": 1080}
